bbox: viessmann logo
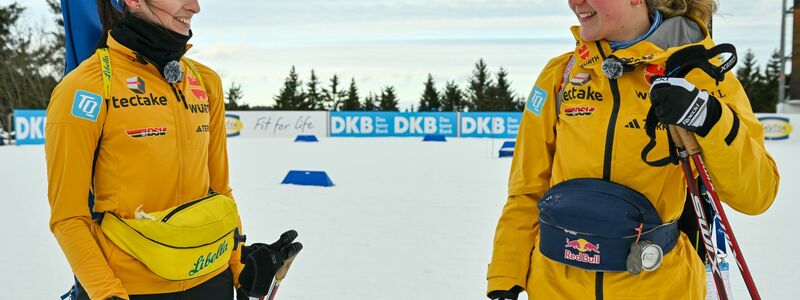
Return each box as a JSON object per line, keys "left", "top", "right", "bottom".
{"left": 127, "top": 127, "right": 167, "bottom": 138}
{"left": 759, "top": 117, "right": 793, "bottom": 140}
{"left": 225, "top": 114, "right": 243, "bottom": 137}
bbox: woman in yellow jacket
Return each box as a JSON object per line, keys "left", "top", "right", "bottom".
{"left": 46, "top": 1, "right": 299, "bottom": 299}
{"left": 487, "top": 0, "right": 779, "bottom": 299}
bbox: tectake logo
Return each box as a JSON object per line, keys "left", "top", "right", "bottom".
{"left": 187, "top": 76, "right": 208, "bottom": 101}
{"left": 126, "top": 76, "right": 146, "bottom": 94}
{"left": 570, "top": 73, "right": 592, "bottom": 86}
{"left": 126, "top": 127, "right": 167, "bottom": 138}
{"left": 71, "top": 90, "right": 102, "bottom": 122}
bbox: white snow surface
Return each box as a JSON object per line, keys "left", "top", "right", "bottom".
{"left": 0, "top": 137, "right": 796, "bottom": 299}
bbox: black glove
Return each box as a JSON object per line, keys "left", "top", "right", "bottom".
{"left": 237, "top": 230, "right": 303, "bottom": 298}
{"left": 648, "top": 77, "right": 722, "bottom": 137}
{"left": 487, "top": 285, "right": 523, "bottom": 300}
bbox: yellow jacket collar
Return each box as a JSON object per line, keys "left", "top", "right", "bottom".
{"left": 569, "top": 16, "right": 713, "bottom": 71}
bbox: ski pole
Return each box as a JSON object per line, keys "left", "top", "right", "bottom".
{"left": 670, "top": 127, "right": 761, "bottom": 300}
{"left": 260, "top": 244, "right": 302, "bottom": 300}
{"left": 669, "top": 126, "right": 729, "bottom": 300}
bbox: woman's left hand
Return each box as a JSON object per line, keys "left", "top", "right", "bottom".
{"left": 648, "top": 77, "right": 722, "bottom": 137}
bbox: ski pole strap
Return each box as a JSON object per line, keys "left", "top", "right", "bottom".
{"left": 662, "top": 43, "right": 737, "bottom": 84}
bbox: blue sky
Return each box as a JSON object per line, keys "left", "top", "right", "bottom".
{"left": 7, "top": 0, "right": 787, "bottom": 109}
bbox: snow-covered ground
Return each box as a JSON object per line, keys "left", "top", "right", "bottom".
{"left": 0, "top": 137, "right": 796, "bottom": 299}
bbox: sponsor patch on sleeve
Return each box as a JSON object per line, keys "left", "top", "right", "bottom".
{"left": 526, "top": 86, "right": 547, "bottom": 116}
{"left": 71, "top": 90, "right": 102, "bottom": 122}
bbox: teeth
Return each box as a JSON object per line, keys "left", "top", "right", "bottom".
{"left": 579, "top": 12, "right": 597, "bottom": 18}
{"left": 176, "top": 17, "right": 190, "bottom": 25}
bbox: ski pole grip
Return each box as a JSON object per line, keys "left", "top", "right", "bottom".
{"left": 275, "top": 254, "right": 298, "bottom": 280}
{"left": 668, "top": 125, "right": 701, "bottom": 155}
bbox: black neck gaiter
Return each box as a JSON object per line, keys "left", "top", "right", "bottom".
{"left": 110, "top": 15, "right": 192, "bottom": 82}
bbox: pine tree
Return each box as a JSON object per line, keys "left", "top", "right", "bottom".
{"left": 487, "top": 67, "right": 517, "bottom": 111}
{"left": 418, "top": 74, "right": 441, "bottom": 112}
{"left": 757, "top": 50, "right": 782, "bottom": 113}
{"left": 225, "top": 81, "right": 248, "bottom": 110}
{"left": 467, "top": 59, "right": 493, "bottom": 111}
{"left": 272, "top": 66, "right": 305, "bottom": 110}
{"left": 305, "top": 69, "right": 322, "bottom": 110}
{"left": 322, "top": 74, "right": 346, "bottom": 110}
{"left": 362, "top": 92, "right": 378, "bottom": 111}
{"left": 441, "top": 80, "right": 465, "bottom": 111}
{"left": 379, "top": 86, "right": 399, "bottom": 111}
{"left": 736, "top": 49, "right": 763, "bottom": 110}
{"left": 340, "top": 77, "right": 361, "bottom": 111}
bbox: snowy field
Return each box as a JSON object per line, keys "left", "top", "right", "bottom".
{"left": 0, "top": 137, "right": 796, "bottom": 299}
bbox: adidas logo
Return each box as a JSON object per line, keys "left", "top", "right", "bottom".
{"left": 624, "top": 118, "right": 667, "bottom": 130}
{"left": 625, "top": 119, "right": 642, "bottom": 129}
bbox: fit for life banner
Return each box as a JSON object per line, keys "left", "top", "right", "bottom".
{"left": 330, "top": 112, "right": 458, "bottom": 137}
{"left": 13, "top": 110, "right": 47, "bottom": 145}
{"left": 224, "top": 111, "right": 327, "bottom": 138}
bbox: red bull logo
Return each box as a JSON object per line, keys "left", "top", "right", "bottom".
{"left": 564, "top": 238, "right": 601, "bottom": 264}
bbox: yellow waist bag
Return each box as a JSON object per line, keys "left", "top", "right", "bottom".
{"left": 100, "top": 193, "right": 240, "bottom": 280}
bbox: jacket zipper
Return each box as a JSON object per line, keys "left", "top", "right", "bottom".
{"left": 161, "top": 192, "right": 219, "bottom": 222}
{"left": 594, "top": 40, "right": 623, "bottom": 300}
{"left": 168, "top": 83, "right": 186, "bottom": 204}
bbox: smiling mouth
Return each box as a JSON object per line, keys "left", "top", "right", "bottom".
{"left": 578, "top": 12, "right": 597, "bottom": 20}
{"left": 176, "top": 17, "right": 191, "bottom": 26}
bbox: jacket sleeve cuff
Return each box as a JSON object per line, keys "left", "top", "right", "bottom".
{"left": 697, "top": 102, "right": 739, "bottom": 148}
{"left": 487, "top": 261, "right": 527, "bottom": 295}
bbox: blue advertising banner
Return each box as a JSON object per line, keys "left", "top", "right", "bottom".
{"left": 330, "top": 112, "right": 458, "bottom": 137}
{"left": 460, "top": 112, "right": 523, "bottom": 138}
{"left": 14, "top": 110, "right": 47, "bottom": 145}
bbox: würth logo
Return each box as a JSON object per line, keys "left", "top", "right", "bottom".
{"left": 126, "top": 76, "right": 146, "bottom": 94}
{"left": 187, "top": 76, "right": 208, "bottom": 101}
{"left": 127, "top": 127, "right": 167, "bottom": 138}
{"left": 578, "top": 44, "right": 591, "bottom": 60}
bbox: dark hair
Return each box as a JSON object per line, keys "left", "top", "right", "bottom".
{"left": 96, "top": 0, "right": 126, "bottom": 49}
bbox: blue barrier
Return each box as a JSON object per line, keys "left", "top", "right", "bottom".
{"left": 499, "top": 140, "right": 515, "bottom": 157}
{"left": 281, "top": 170, "right": 334, "bottom": 187}
{"left": 422, "top": 134, "right": 446, "bottom": 142}
{"left": 295, "top": 135, "right": 319, "bottom": 142}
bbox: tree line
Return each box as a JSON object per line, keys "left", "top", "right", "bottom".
{"left": 226, "top": 59, "right": 523, "bottom": 112}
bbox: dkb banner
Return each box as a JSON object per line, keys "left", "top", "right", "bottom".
{"left": 330, "top": 112, "right": 458, "bottom": 137}
{"left": 13, "top": 110, "right": 47, "bottom": 145}
{"left": 460, "top": 112, "right": 522, "bottom": 139}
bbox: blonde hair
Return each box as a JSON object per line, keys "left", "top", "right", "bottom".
{"left": 647, "top": 0, "right": 717, "bottom": 26}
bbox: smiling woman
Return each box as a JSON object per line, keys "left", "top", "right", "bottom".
{"left": 45, "top": 0, "right": 299, "bottom": 300}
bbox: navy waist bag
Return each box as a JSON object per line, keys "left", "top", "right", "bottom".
{"left": 537, "top": 178, "right": 679, "bottom": 272}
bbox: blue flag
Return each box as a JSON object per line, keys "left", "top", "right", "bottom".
{"left": 61, "top": 0, "right": 103, "bottom": 74}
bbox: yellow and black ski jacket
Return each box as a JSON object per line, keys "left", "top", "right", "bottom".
{"left": 488, "top": 17, "right": 779, "bottom": 300}
{"left": 46, "top": 35, "right": 243, "bottom": 300}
